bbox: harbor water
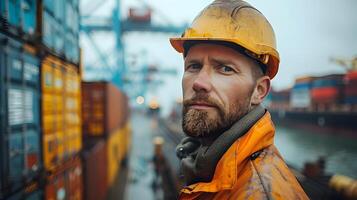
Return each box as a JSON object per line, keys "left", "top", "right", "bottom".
{"left": 275, "top": 126, "right": 357, "bottom": 179}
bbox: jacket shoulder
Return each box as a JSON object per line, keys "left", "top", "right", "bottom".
{"left": 230, "top": 145, "right": 309, "bottom": 200}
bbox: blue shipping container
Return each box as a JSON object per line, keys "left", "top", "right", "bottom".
{"left": 22, "top": 0, "right": 37, "bottom": 35}
{"left": 293, "top": 82, "right": 312, "bottom": 90}
{"left": 312, "top": 78, "right": 344, "bottom": 88}
{"left": 345, "top": 96, "right": 357, "bottom": 105}
{"left": 42, "top": 0, "right": 80, "bottom": 61}
{"left": 7, "top": 188, "right": 42, "bottom": 200}
{"left": 42, "top": 10, "right": 55, "bottom": 50}
{"left": 8, "top": 0, "right": 21, "bottom": 28}
{"left": 0, "top": 33, "right": 41, "bottom": 197}
{"left": 0, "top": 0, "right": 37, "bottom": 35}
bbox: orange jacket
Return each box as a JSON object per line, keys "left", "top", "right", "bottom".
{"left": 179, "top": 112, "right": 309, "bottom": 200}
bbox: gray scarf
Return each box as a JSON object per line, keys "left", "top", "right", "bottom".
{"left": 176, "top": 106, "right": 266, "bottom": 185}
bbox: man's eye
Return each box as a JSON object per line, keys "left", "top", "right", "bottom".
{"left": 186, "top": 63, "right": 201, "bottom": 71}
{"left": 218, "top": 65, "right": 235, "bottom": 74}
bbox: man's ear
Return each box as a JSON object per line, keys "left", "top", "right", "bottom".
{"left": 251, "top": 76, "right": 271, "bottom": 106}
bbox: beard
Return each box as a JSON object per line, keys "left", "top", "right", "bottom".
{"left": 182, "top": 93, "right": 252, "bottom": 138}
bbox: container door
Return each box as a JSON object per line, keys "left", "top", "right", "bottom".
{"left": 8, "top": 133, "right": 24, "bottom": 185}
{"left": 21, "top": 0, "right": 37, "bottom": 34}
{"left": 24, "top": 130, "right": 40, "bottom": 177}
{"left": 43, "top": 11, "right": 54, "bottom": 49}
{"left": 43, "top": 133, "right": 58, "bottom": 170}
{"left": 8, "top": 0, "right": 21, "bottom": 27}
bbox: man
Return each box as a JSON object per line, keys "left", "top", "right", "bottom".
{"left": 170, "top": 0, "right": 309, "bottom": 199}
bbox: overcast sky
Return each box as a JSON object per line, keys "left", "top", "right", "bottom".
{"left": 80, "top": 0, "right": 357, "bottom": 114}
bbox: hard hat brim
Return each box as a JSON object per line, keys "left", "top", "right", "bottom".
{"left": 170, "top": 37, "right": 279, "bottom": 79}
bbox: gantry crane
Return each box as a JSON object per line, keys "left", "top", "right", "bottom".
{"left": 330, "top": 56, "right": 357, "bottom": 72}
{"left": 80, "top": 0, "right": 186, "bottom": 97}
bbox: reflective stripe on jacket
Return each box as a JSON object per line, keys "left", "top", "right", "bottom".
{"left": 179, "top": 112, "right": 309, "bottom": 200}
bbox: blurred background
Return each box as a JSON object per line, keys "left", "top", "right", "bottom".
{"left": 1, "top": 0, "right": 357, "bottom": 199}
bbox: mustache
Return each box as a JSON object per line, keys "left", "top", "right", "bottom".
{"left": 183, "top": 94, "right": 221, "bottom": 109}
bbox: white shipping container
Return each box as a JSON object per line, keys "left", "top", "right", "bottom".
{"left": 290, "top": 88, "right": 311, "bottom": 108}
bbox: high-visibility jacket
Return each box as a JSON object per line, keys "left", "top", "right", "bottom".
{"left": 179, "top": 112, "right": 309, "bottom": 200}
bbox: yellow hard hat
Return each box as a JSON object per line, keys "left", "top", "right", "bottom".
{"left": 170, "top": 0, "right": 280, "bottom": 79}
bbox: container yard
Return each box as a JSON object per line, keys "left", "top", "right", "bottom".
{"left": 267, "top": 71, "right": 357, "bottom": 135}
{"left": 1, "top": 0, "right": 357, "bottom": 200}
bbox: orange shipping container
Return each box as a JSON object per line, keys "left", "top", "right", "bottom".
{"left": 107, "top": 122, "right": 132, "bottom": 186}
{"left": 311, "top": 87, "right": 342, "bottom": 104}
{"left": 42, "top": 55, "right": 82, "bottom": 171}
{"left": 82, "top": 140, "right": 108, "bottom": 200}
{"left": 45, "top": 158, "right": 83, "bottom": 200}
{"left": 81, "top": 82, "right": 129, "bottom": 137}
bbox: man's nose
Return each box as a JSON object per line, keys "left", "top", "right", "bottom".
{"left": 192, "top": 68, "right": 212, "bottom": 93}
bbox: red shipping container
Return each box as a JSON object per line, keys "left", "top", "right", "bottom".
{"left": 311, "top": 86, "right": 342, "bottom": 104}
{"left": 129, "top": 8, "right": 151, "bottom": 22}
{"left": 344, "top": 86, "right": 357, "bottom": 96}
{"left": 81, "top": 81, "right": 129, "bottom": 137}
{"left": 82, "top": 139, "right": 108, "bottom": 200}
{"left": 45, "top": 158, "right": 83, "bottom": 200}
{"left": 45, "top": 171, "right": 66, "bottom": 200}
{"left": 65, "top": 158, "right": 83, "bottom": 200}
{"left": 344, "top": 71, "right": 357, "bottom": 82}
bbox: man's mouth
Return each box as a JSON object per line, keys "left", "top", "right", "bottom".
{"left": 189, "top": 101, "right": 216, "bottom": 110}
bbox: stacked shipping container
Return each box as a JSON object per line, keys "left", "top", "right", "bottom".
{"left": 344, "top": 71, "right": 357, "bottom": 105}
{"left": 81, "top": 81, "right": 131, "bottom": 199}
{"left": 42, "top": 0, "right": 80, "bottom": 63}
{"left": 45, "top": 157, "right": 82, "bottom": 200}
{"left": 0, "top": 0, "right": 37, "bottom": 40}
{"left": 82, "top": 82, "right": 129, "bottom": 137}
{"left": 266, "top": 88, "right": 291, "bottom": 111}
{"left": 82, "top": 139, "right": 108, "bottom": 200}
{"left": 290, "top": 76, "right": 316, "bottom": 110}
{"left": 41, "top": 55, "right": 81, "bottom": 172}
{"left": 0, "top": 33, "right": 41, "bottom": 198}
{"left": 268, "top": 73, "right": 357, "bottom": 112}
{"left": 1, "top": 0, "right": 82, "bottom": 199}
{"left": 311, "top": 74, "right": 344, "bottom": 107}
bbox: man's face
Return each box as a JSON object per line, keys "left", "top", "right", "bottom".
{"left": 182, "top": 43, "right": 258, "bottom": 138}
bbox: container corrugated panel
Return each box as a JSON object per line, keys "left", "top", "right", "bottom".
{"left": 41, "top": 0, "right": 80, "bottom": 62}
{"left": 311, "top": 87, "right": 343, "bottom": 104}
{"left": 0, "top": 34, "right": 41, "bottom": 196}
{"left": 45, "top": 157, "right": 83, "bottom": 200}
{"left": 22, "top": 0, "right": 37, "bottom": 35}
{"left": 82, "top": 139, "right": 108, "bottom": 200}
{"left": 291, "top": 82, "right": 313, "bottom": 108}
{"left": 293, "top": 82, "right": 312, "bottom": 90}
{"left": 345, "top": 85, "right": 357, "bottom": 96}
{"left": 270, "top": 89, "right": 290, "bottom": 103}
{"left": 45, "top": 169, "right": 66, "bottom": 200}
{"left": 344, "top": 71, "right": 357, "bottom": 82}
{"left": 42, "top": 10, "right": 55, "bottom": 49}
{"left": 82, "top": 81, "right": 129, "bottom": 138}
{"left": 42, "top": 55, "right": 82, "bottom": 171}
{"left": 107, "top": 129, "right": 121, "bottom": 186}
{"left": 64, "top": 158, "right": 83, "bottom": 200}
{"left": 7, "top": 188, "right": 42, "bottom": 200}
{"left": 64, "top": 63, "right": 82, "bottom": 159}
{"left": 344, "top": 96, "right": 357, "bottom": 105}
{"left": 0, "top": 0, "right": 37, "bottom": 36}
{"left": 312, "top": 74, "right": 344, "bottom": 88}
{"left": 107, "top": 124, "right": 132, "bottom": 187}
{"left": 344, "top": 81, "right": 357, "bottom": 104}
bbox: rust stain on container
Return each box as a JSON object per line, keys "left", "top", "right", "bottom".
{"left": 45, "top": 157, "right": 83, "bottom": 200}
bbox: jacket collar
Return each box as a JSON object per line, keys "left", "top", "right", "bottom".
{"left": 181, "top": 111, "right": 275, "bottom": 194}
